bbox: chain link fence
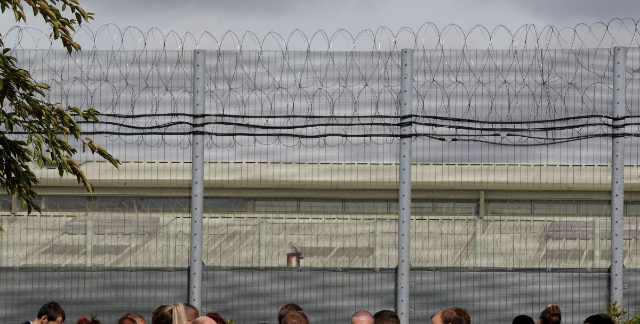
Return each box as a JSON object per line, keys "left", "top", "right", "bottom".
{"left": 3, "top": 20, "right": 640, "bottom": 323}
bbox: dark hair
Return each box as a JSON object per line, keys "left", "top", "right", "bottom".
{"left": 119, "top": 317, "right": 138, "bottom": 324}
{"left": 282, "top": 311, "right": 309, "bottom": 324}
{"left": 38, "top": 302, "right": 66, "bottom": 322}
{"left": 373, "top": 310, "right": 400, "bottom": 324}
{"left": 278, "top": 303, "right": 303, "bottom": 324}
{"left": 540, "top": 305, "right": 561, "bottom": 324}
{"left": 584, "top": 313, "right": 614, "bottom": 324}
{"left": 206, "top": 312, "right": 226, "bottom": 324}
{"left": 437, "top": 309, "right": 463, "bottom": 324}
{"left": 450, "top": 307, "right": 470, "bottom": 324}
{"left": 77, "top": 316, "right": 101, "bottom": 324}
{"left": 513, "top": 315, "right": 535, "bottom": 324}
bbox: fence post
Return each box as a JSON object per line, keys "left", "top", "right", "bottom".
{"left": 594, "top": 218, "right": 601, "bottom": 266}
{"left": 259, "top": 219, "right": 267, "bottom": 267}
{"left": 475, "top": 191, "right": 485, "bottom": 266}
{"left": 168, "top": 219, "right": 177, "bottom": 267}
{"left": 85, "top": 218, "right": 93, "bottom": 267}
{"left": 397, "top": 48, "right": 413, "bottom": 324}
{"left": 11, "top": 194, "right": 18, "bottom": 215}
{"left": 611, "top": 46, "right": 627, "bottom": 306}
{"left": 375, "top": 218, "right": 382, "bottom": 268}
{"left": 190, "top": 49, "right": 206, "bottom": 310}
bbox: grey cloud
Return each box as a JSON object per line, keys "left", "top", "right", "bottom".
{"left": 453, "top": 0, "right": 640, "bottom": 25}
{"left": 507, "top": 0, "right": 640, "bottom": 21}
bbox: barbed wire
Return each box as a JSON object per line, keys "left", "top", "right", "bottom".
{"left": 3, "top": 21, "right": 640, "bottom": 148}
{"left": 5, "top": 19, "right": 640, "bottom": 51}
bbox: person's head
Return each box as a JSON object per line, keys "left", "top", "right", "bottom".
{"left": 36, "top": 301, "right": 66, "bottom": 324}
{"left": 373, "top": 310, "right": 400, "bottom": 324}
{"left": 450, "top": 307, "right": 470, "bottom": 324}
{"left": 513, "top": 315, "right": 535, "bottom": 324}
{"left": 152, "top": 303, "right": 188, "bottom": 324}
{"left": 184, "top": 304, "right": 199, "bottom": 324}
{"left": 278, "top": 303, "right": 304, "bottom": 324}
{"left": 205, "top": 313, "right": 225, "bottom": 324}
{"left": 282, "top": 311, "right": 309, "bottom": 324}
{"left": 584, "top": 313, "right": 614, "bottom": 324}
{"left": 351, "top": 310, "right": 373, "bottom": 324}
{"left": 539, "top": 305, "right": 561, "bottom": 324}
{"left": 118, "top": 318, "right": 137, "bottom": 324}
{"left": 194, "top": 316, "right": 217, "bottom": 324}
{"left": 124, "top": 313, "right": 146, "bottom": 324}
{"left": 77, "top": 317, "right": 101, "bottom": 324}
{"left": 432, "top": 309, "right": 463, "bottom": 324}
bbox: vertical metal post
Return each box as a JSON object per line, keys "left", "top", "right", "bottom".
{"left": 168, "top": 219, "right": 176, "bottom": 267}
{"left": 259, "top": 219, "right": 267, "bottom": 267}
{"left": 85, "top": 218, "right": 93, "bottom": 267}
{"left": 594, "top": 218, "right": 601, "bottom": 267}
{"left": 374, "top": 218, "right": 382, "bottom": 268}
{"left": 11, "top": 195, "right": 18, "bottom": 214}
{"left": 611, "top": 46, "right": 627, "bottom": 306}
{"left": 397, "top": 48, "right": 413, "bottom": 324}
{"left": 190, "top": 49, "right": 206, "bottom": 310}
{"left": 0, "top": 219, "right": 7, "bottom": 265}
{"left": 475, "top": 191, "right": 485, "bottom": 266}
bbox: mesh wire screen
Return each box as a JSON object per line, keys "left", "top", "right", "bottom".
{"left": 0, "top": 268, "right": 619, "bottom": 323}
{"left": 2, "top": 22, "right": 640, "bottom": 323}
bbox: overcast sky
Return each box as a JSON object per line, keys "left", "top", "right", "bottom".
{"left": 3, "top": 0, "right": 640, "bottom": 50}
{"left": 86, "top": 0, "right": 639, "bottom": 35}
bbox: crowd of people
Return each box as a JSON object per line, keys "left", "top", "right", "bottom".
{"left": 21, "top": 301, "right": 617, "bottom": 324}
{"left": 21, "top": 302, "right": 225, "bottom": 324}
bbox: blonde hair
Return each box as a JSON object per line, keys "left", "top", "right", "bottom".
{"left": 152, "top": 303, "right": 188, "bottom": 324}
{"left": 124, "top": 313, "right": 145, "bottom": 324}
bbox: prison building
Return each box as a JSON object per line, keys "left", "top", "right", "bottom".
{"left": 1, "top": 162, "right": 638, "bottom": 269}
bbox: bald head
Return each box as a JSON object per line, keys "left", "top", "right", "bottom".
{"left": 194, "top": 316, "right": 217, "bottom": 324}
{"left": 352, "top": 310, "right": 373, "bottom": 324}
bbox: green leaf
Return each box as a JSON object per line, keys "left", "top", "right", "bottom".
{"left": 35, "top": 82, "right": 50, "bottom": 90}
{"left": 0, "top": 0, "right": 119, "bottom": 214}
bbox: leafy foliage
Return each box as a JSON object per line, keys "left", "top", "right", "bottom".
{"left": 0, "top": 0, "right": 119, "bottom": 215}
{"left": 607, "top": 302, "right": 640, "bottom": 324}
{"left": 1, "top": 0, "right": 92, "bottom": 53}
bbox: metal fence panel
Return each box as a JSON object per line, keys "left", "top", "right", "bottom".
{"left": 0, "top": 268, "right": 619, "bottom": 323}
{"left": 0, "top": 268, "right": 187, "bottom": 323}
{"left": 2, "top": 21, "right": 640, "bottom": 322}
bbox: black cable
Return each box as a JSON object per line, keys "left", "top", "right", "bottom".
{"left": 92, "top": 112, "right": 634, "bottom": 125}
{"left": 72, "top": 119, "right": 640, "bottom": 132}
